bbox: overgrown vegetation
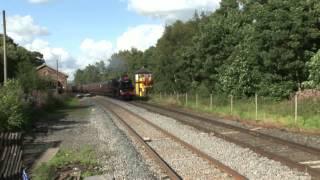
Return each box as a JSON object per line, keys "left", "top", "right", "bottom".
{"left": 304, "top": 50, "right": 320, "bottom": 89}
{"left": 0, "top": 35, "right": 66, "bottom": 131}
{"left": 32, "top": 147, "right": 102, "bottom": 180}
{"left": 151, "top": 94, "right": 320, "bottom": 131}
{"left": 0, "top": 80, "right": 27, "bottom": 131}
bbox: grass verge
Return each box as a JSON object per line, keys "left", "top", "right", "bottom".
{"left": 150, "top": 94, "right": 320, "bottom": 132}
{"left": 32, "top": 147, "right": 102, "bottom": 180}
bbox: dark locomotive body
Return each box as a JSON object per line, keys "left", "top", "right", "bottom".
{"left": 74, "top": 76, "right": 135, "bottom": 100}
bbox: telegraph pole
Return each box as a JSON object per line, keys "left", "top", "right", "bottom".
{"left": 2, "top": 10, "right": 7, "bottom": 84}
{"left": 56, "top": 58, "right": 59, "bottom": 93}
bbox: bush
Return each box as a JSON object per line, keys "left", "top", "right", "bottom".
{"left": 17, "top": 61, "right": 48, "bottom": 94}
{"left": 196, "top": 83, "right": 210, "bottom": 97}
{"left": 0, "top": 80, "right": 28, "bottom": 131}
{"left": 304, "top": 50, "right": 320, "bottom": 89}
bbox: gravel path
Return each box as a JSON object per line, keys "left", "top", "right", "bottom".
{"left": 105, "top": 97, "right": 311, "bottom": 180}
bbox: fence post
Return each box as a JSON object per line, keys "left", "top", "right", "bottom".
{"left": 295, "top": 94, "right": 298, "bottom": 124}
{"left": 196, "top": 93, "right": 198, "bottom": 108}
{"left": 230, "top": 95, "right": 233, "bottom": 114}
{"left": 185, "top": 93, "right": 188, "bottom": 106}
{"left": 255, "top": 93, "right": 258, "bottom": 121}
{"left": 210, "top": 93, "right": 213, "bottom": 110}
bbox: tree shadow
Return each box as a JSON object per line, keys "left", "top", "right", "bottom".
{"left": 22, "top": 104, "right": 92, "bottom": 170}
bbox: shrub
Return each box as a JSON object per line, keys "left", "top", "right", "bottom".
{"left": 304, "top": 50, "right": 320, "bottom": 89}
{"left": 17, "top": 61, "right": 48, "bottom": 94}
{"left": 196, "top": 83, "right": 210, "bottom": 97}
{"left": 0, "top": 80, "right": 28, "bottom": 131}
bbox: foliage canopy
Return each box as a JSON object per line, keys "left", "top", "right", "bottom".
{"left": 75, "top": 0, "right": 320, "bottom": 98}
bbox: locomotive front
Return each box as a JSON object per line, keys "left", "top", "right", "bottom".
{"left": 118, "top": 74, "right": 135, "bottom": 99}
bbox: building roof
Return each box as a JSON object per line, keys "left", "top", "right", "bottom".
{"left": 36, "top": 64, "right": 69, "bottom": 78}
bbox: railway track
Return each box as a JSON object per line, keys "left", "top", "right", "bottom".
{"left": 131, "top": 101, "right": 320, "bottom": 179}
{"left": 95, "top": 98, "right": 246, "bottom": 180}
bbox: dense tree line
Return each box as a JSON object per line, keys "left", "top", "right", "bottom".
{"left": 74, "top": 0, "right": 320, "bottom": 98}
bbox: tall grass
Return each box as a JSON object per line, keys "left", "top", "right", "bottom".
{"left": 150, "top": 93, "right": 320, "bottom": 131}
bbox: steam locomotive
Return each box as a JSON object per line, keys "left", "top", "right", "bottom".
{"left": 73, "top": 75, "right": 135, "bottom": 100}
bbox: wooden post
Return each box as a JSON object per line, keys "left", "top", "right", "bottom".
{"left": 196, "top": 93, "right": 198, "bottom": 108}
{"left": 177, "top": 93, "right": 179, "bottom": 103}
{"left": 230, "top": 95, "right": 233, "bottom": 114}
{"left": 295, "top": 94, "right": 298, "bottom": 124}
{"left": 255, "top": 93, "right": 258, "bottom": 121}
{"left": 56, "top": 58, "right": 59, "bottom": 93}
{"left": 2, "top": 10, "right": 7, "bottom": 83}
{"left": 210, "top": 94, "right": 213, "bottom": 110}
{"left": 185, "top": 93, "right": 188, "bottom": 106}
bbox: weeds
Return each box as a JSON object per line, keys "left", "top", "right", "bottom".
{"left": 151, "top": 93, "right": 320, "bottom": 131}
{"left": 32, "top": 147, "right": 102, "bottom": 180}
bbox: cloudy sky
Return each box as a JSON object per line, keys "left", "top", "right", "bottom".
{"left": 1, "top": 0, "right": 221, "bottom": 79}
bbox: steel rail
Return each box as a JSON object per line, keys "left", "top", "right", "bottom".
{"left": 134, "top": 101, "right": 320, "bottom": 156}
{"left": 98, "top": 98, "right": 247, "bottom": 180}
{"left": 132, "top": 101, "right": 320, "bottom": 179}
{"left": 96, "top": 99, "right": 182, "bottom": 180}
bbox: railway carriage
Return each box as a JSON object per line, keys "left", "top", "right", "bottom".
{"left": 75, "top": 74, "right": 135, "bottom": 100}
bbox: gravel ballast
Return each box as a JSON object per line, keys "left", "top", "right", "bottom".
{"left": 166, "top": 104, "right": 320, "bottom": 150}
{"left": 89, "top": 99, "right": 157, "bottom": 179}
{"left": 110, "top": 106, "right": 234, "bottom": 179}
{"left": 105, "top": 97, "right": 311, "bottom": 180}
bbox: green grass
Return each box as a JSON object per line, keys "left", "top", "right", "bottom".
{"left": 44, "top": 95, "right": 80, "bottom": 112}
{"left": 32, "top": 147, "right": 102, "bottom": 180}
{"left": 150, "top": 94, "right": 320, "bottom": 131}
{"left": 64, "top": 97, "right": 80, "bottom": 107}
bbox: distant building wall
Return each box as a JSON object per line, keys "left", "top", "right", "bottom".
{"left": 36, "top": 64, "right": 68, "bottom": 89}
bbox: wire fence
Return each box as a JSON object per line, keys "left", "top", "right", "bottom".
{"left": 153, "top": 92, "right": 320, "bottom": 130}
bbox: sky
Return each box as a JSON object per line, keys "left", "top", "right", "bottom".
{"left": 1, "top": 0, "right": 221, "bottom": 79}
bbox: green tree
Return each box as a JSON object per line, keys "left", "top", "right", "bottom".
{"left": 304, "top": 50, "right": 320, "bottom": 88}
{"left": 16, "top": 61, "right": 47, "bottom": 94}
{"left": 0, "top": 34, "right": 45, "bottom": 83}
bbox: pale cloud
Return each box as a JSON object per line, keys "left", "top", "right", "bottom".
{"left": 25, "top": 39, "right": 78, "bottom": 79}
{"left": 78, "top": 38, "right": 114, "bottom": 68}
{"left": 127, "top": 0, "right": 221, "bottom": 21}
{"left": 116, "top": 24, "right": 164, "bottom": 51}
{"left": 77, "top": 25, "right": 163, "bottom": 69}
{"left": 7, "top": 15, "right": 49, "bottom": 45}
{"left": 80, "top": 38, "right": 113, "bottom": 59}
{"left": 28, "top": 0, "right": 50, "bottom": 4}
{"left": 7, "top": 14, "right": 75, "bottom": 78}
